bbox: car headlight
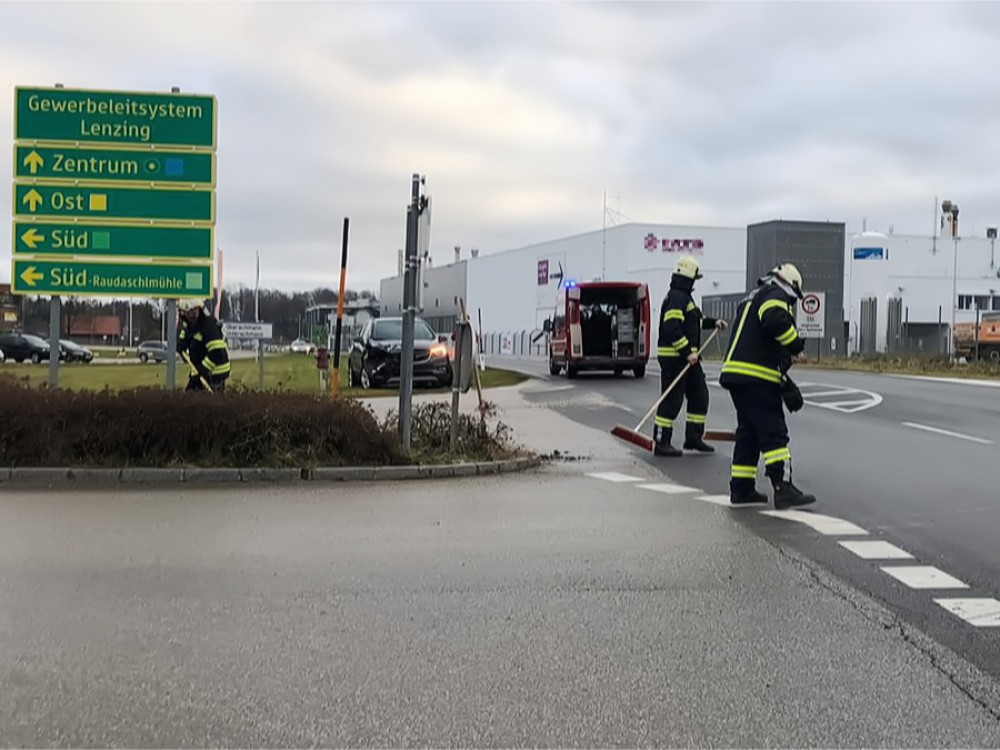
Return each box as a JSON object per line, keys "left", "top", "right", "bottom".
{"left": 429, "top": 343, "right": 448, "bottom": 359}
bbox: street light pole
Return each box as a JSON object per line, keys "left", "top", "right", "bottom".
{"left": 943, "top": 199, "right": 959, "bottom": 358}
{"left": 951, "top": 236, "right": 959, "bottom": 357}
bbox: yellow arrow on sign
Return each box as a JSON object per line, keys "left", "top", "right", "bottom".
{"left": 20, "top": 265, "right": 44, "bottom": 287}
{"left": 20, "top": 228, "right": 46, "bottom": 249}
{"left": 22, "top": 189, "right": 43, "bottom": 212}
{"left": 22, "top": 150, "right": 44, "bottom": 174}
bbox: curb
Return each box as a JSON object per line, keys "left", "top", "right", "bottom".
{"left": 0, "top": 456, "right": 542, "bottom": 486}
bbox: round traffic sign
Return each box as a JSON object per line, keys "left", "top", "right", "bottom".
{"left": 801, "top": 293, "right": 821, "bottom": 315}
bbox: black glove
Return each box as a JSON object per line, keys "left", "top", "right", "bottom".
{"left": 781, "top": 374, "right": 804, "bottom": 413}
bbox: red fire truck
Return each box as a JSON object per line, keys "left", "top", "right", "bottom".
{"left": 544, "top": 280, "right": 651, "bottom": 378}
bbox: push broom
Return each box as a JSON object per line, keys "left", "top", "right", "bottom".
{"left": 610, "top": 327, "right": 735, "bottom": 450}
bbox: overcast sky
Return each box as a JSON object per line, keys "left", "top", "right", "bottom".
{"left": 3, "top": 0, "right": 1000, "bottom": 294}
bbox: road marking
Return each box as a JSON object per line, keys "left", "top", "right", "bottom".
{"left": 934, "top": 598, "right": 1000, "bottom": 627}
{"left": 638, "top": 482, "right": 700, "bottom": 495}
{"left": 760, "top": 510, "right": 868, "bottom": 536}
{"left": 797, "top": 388, "right": 856, "bottom": 398}
{"left": 708, "top": 379, "right": 882, "bottom": 412}
{"left": 900, "top": 422, "right": 993, "bottom": 445}
{"left": 586, "top": 472, "right": 643, "bottom": 483}
{"left": 523, "top": 384, "right": 576, "bottom": 395}
{"left": 696, "top": 494, "right": 767, "bottom": 508}
{"left": 896, "top": 374, "right": 1000, "bottom": 389}
{"left": 838, "top": 540, "right": 914, "bottom": 560}
{"left": 881, "top": 565, "right": 969, "bottom": 590}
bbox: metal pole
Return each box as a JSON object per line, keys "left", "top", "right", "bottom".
{"left": 399, "top": 174, "right": 421, "bottom": 450}
{"left": 332, "top": 217, "right": 350, "bottom": 397}
{"left": 48, "top": 296, "right": 60, "bottom": 387}
{"left": 931, "top": 195, "right": 938, "bottom": 255}
{"left": 951, "top": 236, "right": 959, "bottom": 358}
{"left": 166, "top": 300, "right": 178, "bottom": 390}
{"left": 975, "top": 304, "right": 981, "bottom": 359}
{"left": 938, "top": 305, "right": 943, "bottom": 355}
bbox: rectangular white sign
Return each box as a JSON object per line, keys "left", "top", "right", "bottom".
{"left": 797, "top": 292, "right": 825, "bottom": 339}
{"left": 223, "top": 321, "right": 274, "bottom": 340}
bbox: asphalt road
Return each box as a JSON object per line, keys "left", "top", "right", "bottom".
{"left": 494, "top": 355, "right": 1000, "bottom": 683}
{"left": 2, "top": 476, "right": 999, "bottom": 747}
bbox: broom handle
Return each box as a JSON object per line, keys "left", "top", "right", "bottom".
{"left": 180, "top": 350, "right": 215, "bottom": 393}
{"left": 633, "top": 327, "right": 721, "bottom": 431}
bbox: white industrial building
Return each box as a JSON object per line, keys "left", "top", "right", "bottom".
{"left": 847, "top": 228, "right": 1000, "bottom": 355}
{"left": 380, "top": 216, "right": 1000, "bottom": 358}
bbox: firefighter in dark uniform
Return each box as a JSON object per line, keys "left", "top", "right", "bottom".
{"left": 654, "top": 255, "right": 727, "bottom": 456}
{"left": 177, "top": 299, "right": 231, "bottom": 392}
{"left": 719, "top": 263, "right": 815, "bottom": 508}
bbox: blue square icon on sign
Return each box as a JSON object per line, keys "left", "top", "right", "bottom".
{"left": 164, "top": 158, "right": 184, "bottom": 176}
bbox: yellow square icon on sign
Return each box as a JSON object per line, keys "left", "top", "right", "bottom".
{"left": 89, "top": 194, "right": 108, "bottom": 211}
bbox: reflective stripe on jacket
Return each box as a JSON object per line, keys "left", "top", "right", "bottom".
{"left": 719, "top": 283, "right": 804, "bottom": 386}
{"left": 657, "top": 287, "right": 717, "bottom": 359}
{"left": 178, "top": 313, "right": 231, "bottom": 381}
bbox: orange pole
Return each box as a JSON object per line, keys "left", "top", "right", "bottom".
{"left": 331, "top": 218, "right": 349, "bottom": 396}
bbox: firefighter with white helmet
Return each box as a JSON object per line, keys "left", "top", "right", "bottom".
{"left": 653, "top": 255, "right": 727, "bottom": 456}
{"left": 719, "top": 262, "right": 814, "bottom": 508}
{"left": 177, "top": 298, "right": 231, "bottom": 392}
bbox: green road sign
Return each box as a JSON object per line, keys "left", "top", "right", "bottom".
{"left": 14, "top": 145, "right": 215, "bottom": 185}
{"left": 11, "top": 258, "right": 212, "bottom": 298}
{"left": 13, "top": 221, "right": 212, "bottom": 260}
{"left": 14, "top": 183, "right": 214, "bottom": 223}
{"left": 15, "top": 87, "right": 216, "bottom": 148}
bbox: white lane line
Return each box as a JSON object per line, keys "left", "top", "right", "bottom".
{"left": 638, "top": 483, "right": 700, "bottom": 495}
{"left": 881, "top": 565, "right": 969, "bottom": 590}
{"left": 696, "top": 494, "right": 767, "bottom": 508}
{"left": 586, "top": 472, "right": 643, "bottom": 483}
{"left": 838, "top": 540, "right": 914, "bottom": 560}
{"left": 760, "top": 510, "right": 869, "bottom": 536}
{"left": 901, "top": 422, "right": 994, "bottom": 445}
{"left": 934, "top": 598, "right": 1000, "bottom": 627}
{"left": 896, "top": 375, "right": 1000, "bottom": 389}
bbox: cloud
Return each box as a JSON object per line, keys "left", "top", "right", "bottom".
{"left": 4, "top": 0, "right": 1000, "bottom": 296}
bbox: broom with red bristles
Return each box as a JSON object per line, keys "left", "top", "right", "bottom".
{"left": 610, "top": 328, "right": 735, "bottom": 450}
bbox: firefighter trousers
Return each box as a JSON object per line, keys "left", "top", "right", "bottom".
{"left": 727, "top": 382, "right": 790, "bottom": 494}
{"left": 654, "top": 358, "right": 709, "bottom": 443}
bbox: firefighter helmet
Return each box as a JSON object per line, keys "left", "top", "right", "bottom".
{"left": 674, "top": 255, "right": 703, "bottom": 280}
{"left": 771, "top": 263, "right": 804, "bottom": 299}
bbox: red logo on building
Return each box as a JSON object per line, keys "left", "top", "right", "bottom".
{"left": 644, "top": 234, "right": 704, "bottom": 253}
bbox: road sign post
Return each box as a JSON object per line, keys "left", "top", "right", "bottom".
{"left": 798, "top": 292, "right": 825, "bottom": 339}
{"left": 15, "top": 87, "right": 216, "bottom": 148}
{"left": 11, "top": 85, "right": 218, "bottom": 390}
{"left": 14, "top": 183, "right": 214, "bottom": 222}
{"left": 13, "top": 222, "right": 213, "bottom": 259}
{"left": 12, "top": 258, "right": 212, "bottom": 298}
{"left": 14, "top": 144, "right": 215, "bottom": 185}
{"left": 798, "top": 291, "right": 826, "bottom": 360}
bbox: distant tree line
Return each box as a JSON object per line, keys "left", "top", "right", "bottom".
{"left": 15, "top": 286, "right": 378, "bottom": 345}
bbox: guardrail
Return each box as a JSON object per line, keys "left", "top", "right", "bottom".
{"left": 480, "top": 330, "right": 548, "bottom": 359}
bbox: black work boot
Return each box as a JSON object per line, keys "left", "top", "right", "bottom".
{"left": 653, "top": 426, "right": 682, "bottom": 457}
{"left": 683, "top": 422, "right": 715, "bottom": 453}
{"left": 730, "top": 488, "right": 768, "bottom": 505}
{"left": 772, "top": 479, "right": 816, "bottom": 509}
